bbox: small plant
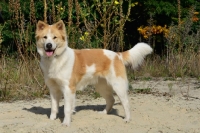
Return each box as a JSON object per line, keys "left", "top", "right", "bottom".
{"left": 168, "top": 83, "right": 175, "bottom": 96}
{"left": 142, "top": 77, "right": 152, "bottom": 81}
{"left": 92, "top": 92, "right": 101, "bottom": 99}
{"left": 133, "top": 88, "right": 152, "bottom": 94}
{"left": 128, "top": 84, "right": 133, "bottom": 91}
{"left": 138, "top": 25, "right": 169, "bottom": 39}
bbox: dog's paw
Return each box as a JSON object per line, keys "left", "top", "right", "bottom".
{"left": 62, "top": 118, "right": 71, "bottom": 127}
{"left": 124, "top": 117, "right": 130, "bottom": 123}
{"left": 97, "top": 109, "right": 107, "bottom": 114}
{"left": 50, "top": 113, "right": 57, "bottom": 120}
{"left": 62, "top": 122, "right": 70, "bottom": 127}
{"left": 72, "top": 109, "right": 76, "bottom": 114}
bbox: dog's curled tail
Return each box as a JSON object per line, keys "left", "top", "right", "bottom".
{"left": 119, "top": 42, "right": 153, "bottom": 69}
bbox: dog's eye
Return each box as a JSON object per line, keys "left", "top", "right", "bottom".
{"left": 53, "top": 36, "right": 57, "bottom": 39}
{"left": 43, "top": 36, "right": 47, "bottom": 39}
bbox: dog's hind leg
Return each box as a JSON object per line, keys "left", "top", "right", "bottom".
{"left": 95, "top": 77, "right": 115, "bottom": 114}
{"left": 110, "top": 78, "right": 130, "bottom": 122}
{"left": 72, "top": 94, "right": 76, "bottom": 114}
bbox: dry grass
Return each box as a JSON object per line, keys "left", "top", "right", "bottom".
{"left": 133, "top": 52, "right": 200, "bottom": 78}
{"left": 0, "top": 56, "right": 47, "bottom": 101}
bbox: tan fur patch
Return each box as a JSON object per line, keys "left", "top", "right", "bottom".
{"left": 51, "top": 23, "right": 67, "bottom": 42}
{"left": 35, "top": 25, "right": 51, "bottom": 48}
{"left": 69, "top": 49, "right": 111, "bottom": 93}
{"left": 114, "top": 56, "right": 127, "bottom": 79}
{"left": 118, "top": 51, "right": 130, "bottom": 62}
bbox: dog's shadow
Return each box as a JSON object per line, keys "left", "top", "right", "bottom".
{"left": 23, "top": 103, "right": 123, "bottom": 122}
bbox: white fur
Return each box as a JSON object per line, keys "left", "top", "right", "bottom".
{"left": 76, "top": 64, "right": 98, "bottom": 91}
{"left": 40, "top": 46, "right": 75, "bottom": 126}
{"left": 45, "top": 29, "right": 57, "bottom": 50}
{"left": 123, "top": 42, "right": 153, "bottom": 69}
{"left": 103, "top": 49, "right": 116, "bottom": 60}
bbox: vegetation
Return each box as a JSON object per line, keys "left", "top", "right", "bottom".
{"left": 0, "top": 0, "right": 200, "bottom": 101}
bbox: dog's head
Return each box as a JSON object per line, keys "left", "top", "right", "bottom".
{"left": 35, "top": 20, "right": 67, "bottom": 57}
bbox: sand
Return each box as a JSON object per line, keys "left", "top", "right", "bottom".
{"left": 0, "top": 78, "right": 200, "bottom": 133}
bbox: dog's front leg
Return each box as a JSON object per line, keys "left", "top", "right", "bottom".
{"left": 62, "top": 86, "right": 75, "bottom": 126}
{"left": 49, "top": 87, "right": 62, "bottom": 120}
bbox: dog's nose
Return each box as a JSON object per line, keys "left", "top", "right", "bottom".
{"left": 46, "top": 43, "right": 52, "bottom": 49}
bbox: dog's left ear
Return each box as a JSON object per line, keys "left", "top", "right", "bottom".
{"left": 55, "top": 20, "right": 65, "bottom": 31}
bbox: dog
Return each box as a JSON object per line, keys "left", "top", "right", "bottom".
{"left": 35, "top": 20, "right": 153, "bottom": 126}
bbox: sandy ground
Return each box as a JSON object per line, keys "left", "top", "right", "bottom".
{"left": 0, "top": 78, "right": 200, "bottom": 133}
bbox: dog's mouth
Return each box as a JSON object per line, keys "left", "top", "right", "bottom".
{"left": 45, "top": 49, "right": 55, "bottom": 57}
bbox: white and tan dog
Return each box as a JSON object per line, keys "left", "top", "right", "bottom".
{"left": 35, "top": 20, "right": 153, "bottom": 126}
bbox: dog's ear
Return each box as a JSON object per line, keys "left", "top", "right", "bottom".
{"left": 36, "top": 21, "right": 47, "bottom": 31}
{"left": 55, "top": 20, "right": 65, "bottom": 31}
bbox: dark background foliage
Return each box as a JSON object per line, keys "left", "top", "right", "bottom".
{"left": 0, "top": 0, "right": 199, "bottom": 54}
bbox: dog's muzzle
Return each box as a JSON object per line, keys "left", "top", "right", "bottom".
{"left": 45, "top": 43, "right": 55, "bottom": 57}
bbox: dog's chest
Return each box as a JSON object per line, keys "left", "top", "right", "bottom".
{"left": 41, "top": 56, "right": 74, "bottom": 80}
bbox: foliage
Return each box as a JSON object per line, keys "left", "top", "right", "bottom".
{"left": 137, "top": 25, "right": 169, "bottom": 39}
{"left": 65, "top": 0, "right": 135, "bottom": 50}
{"left": 0, "top": 0, "right": 199, "bottom": 52}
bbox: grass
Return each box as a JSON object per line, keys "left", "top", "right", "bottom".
{"left": 0, "top": 56, "right": 47, "bottom": 101}
{"left": 1, "top": 42, "right": 200, "bottom": 101}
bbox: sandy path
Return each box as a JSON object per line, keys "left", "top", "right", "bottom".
{"left": 0, "top": 78, "right": 200, "bottom": 133}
